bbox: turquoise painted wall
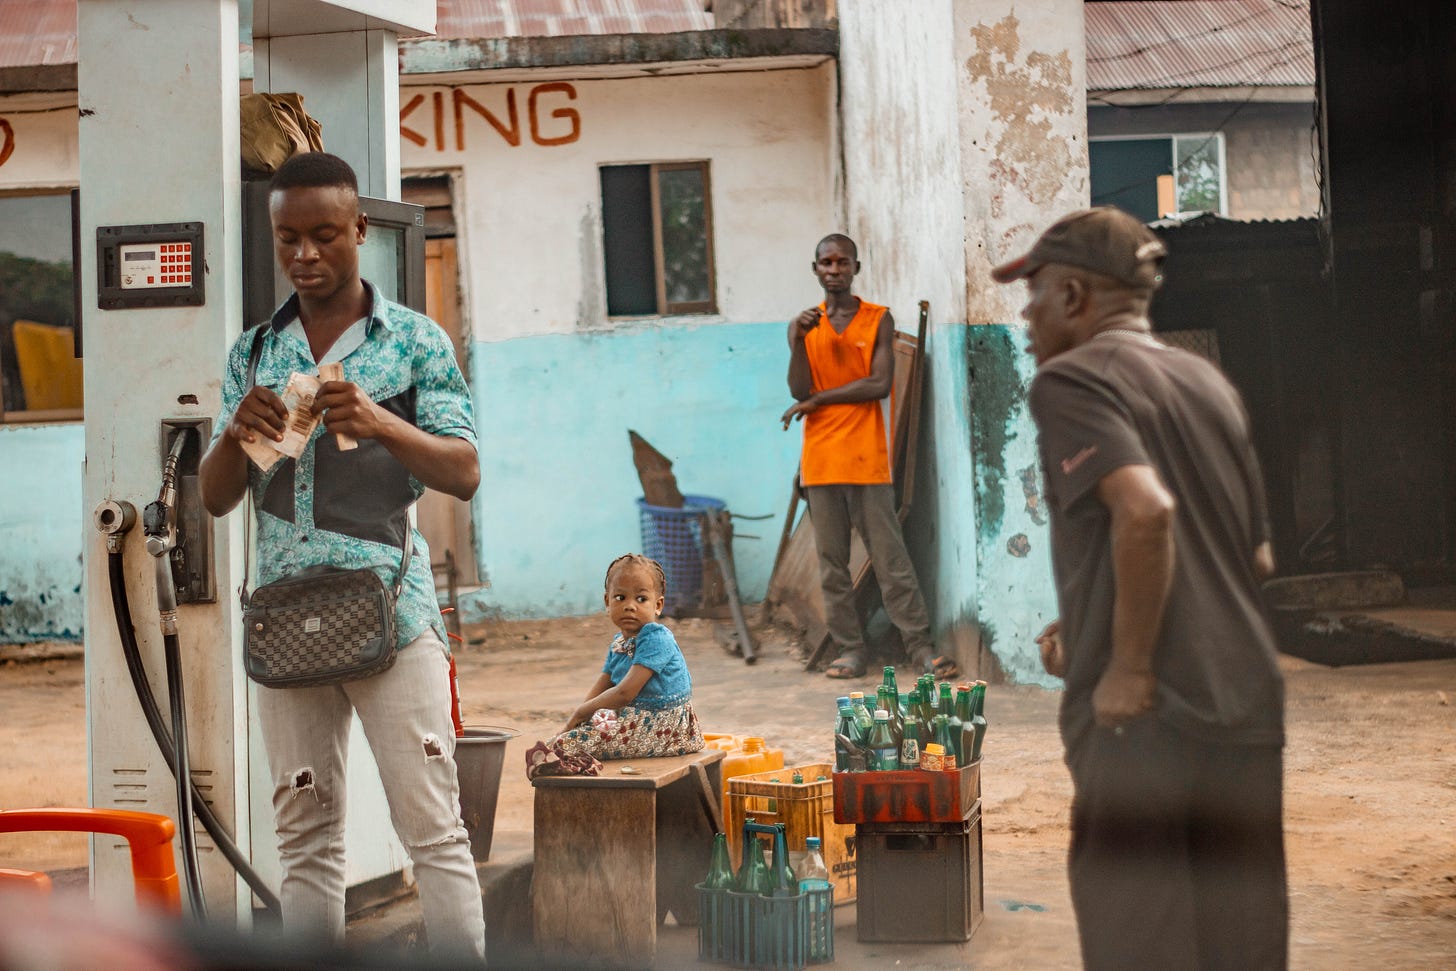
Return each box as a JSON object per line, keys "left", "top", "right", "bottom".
{"left": 967, "top": 325, "right": 1059, "bottom": 687}
{"left": 463, "top": 321, "right": 804, "bottom": 619}
{"left": 0, "top": 424, "right": 86, "bottom": 642}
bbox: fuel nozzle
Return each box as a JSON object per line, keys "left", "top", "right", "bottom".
{"left": 144, "top": 429, "right": 194, "bottom": 557}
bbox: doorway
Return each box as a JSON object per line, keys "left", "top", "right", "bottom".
{"left": 404, "top": 174, "right": 478, "bottom": 588}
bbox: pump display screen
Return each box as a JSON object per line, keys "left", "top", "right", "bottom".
{"left": 119, "top": 241, "right": 193, "bottom": 289}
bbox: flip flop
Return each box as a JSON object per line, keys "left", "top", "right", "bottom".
{"left": 824, "top": 649, "right": 868, "bottom": 680}
{"left": 914, "top": 649, "right": 961, "bottom": 681}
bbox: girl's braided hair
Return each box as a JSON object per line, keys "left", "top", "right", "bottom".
{"left": 604, "top": 554, "right": 667, "bottom": 597}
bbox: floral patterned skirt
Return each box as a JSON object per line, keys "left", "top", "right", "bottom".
{"left": 552, "top": 702, "right": 704, "bottom": 761}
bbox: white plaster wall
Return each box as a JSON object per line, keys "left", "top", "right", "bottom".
{"left": 399, "top": 64, "right": 839, "bottom": 340}
{"left": 957, "top": 0, "right": 1089, "bottom": 325}
{"left": 0, "top": 100, "right": 80, "bottom": 189}
{"left": 836, "top": 0, "right": 969, "bottom": 325}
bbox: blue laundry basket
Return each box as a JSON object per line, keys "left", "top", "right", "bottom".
{"left": 637, "top": 494, "right": 726, "bottom": 615}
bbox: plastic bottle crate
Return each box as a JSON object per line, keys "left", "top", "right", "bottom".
{"left": 854, "top": 808, "right": 985, "bottom": 943}
{"left": 726, "top": 763, "right": 857, "bottom": 903}
{"left": 698, "top": 883, "right": 834, "bottom": 969}
{"left": 832, "top": 759, "right": 981, "bottom": 824}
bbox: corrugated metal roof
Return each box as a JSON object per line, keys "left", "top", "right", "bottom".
{"left": 1086, "top": 1, "right": 1314, "bottom": 91}
{"left": 1, "top": 0, "right": 1311, "bottom": 93}
{"left": 432, "top": 0, "right": 711, "bottom": 41}
{"left": 0, "top": 0, "right": 77, "bottom": 69}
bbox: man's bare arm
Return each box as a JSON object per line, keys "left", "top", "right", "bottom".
{"left": 1093, "top": 464, "right": 1176, "bottom": 728}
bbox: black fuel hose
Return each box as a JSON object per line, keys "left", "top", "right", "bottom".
{"left": 163, "top": 627, "right": 204, "bottom": 918}
{"left": 107, "top": 548, "right": 282, "bottom": 917}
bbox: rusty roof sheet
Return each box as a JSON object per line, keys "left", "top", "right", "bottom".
{"left": 0, "top": 0, "right": 77, "bottom": 69}
{"left": 1085, "top": 0, "right": 1314, "bottom": 91}
{"left": 433, "top": 0, "right": 711, "bottom": 40}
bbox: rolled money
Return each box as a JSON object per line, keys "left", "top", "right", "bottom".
{"left": 317, "top": 362, "right": 358, "bottom": 451}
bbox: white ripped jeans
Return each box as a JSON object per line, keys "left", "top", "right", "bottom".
{"left": 257, "top": 628, "right": 485, "bottom": 959}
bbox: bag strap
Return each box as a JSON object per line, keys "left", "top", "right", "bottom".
{"left": 238, "top": 326, "right": 412, "bottom": 608}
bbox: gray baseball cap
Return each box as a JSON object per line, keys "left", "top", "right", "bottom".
{"left": 991, "top": 207, "right": 1168, "bottom": 290}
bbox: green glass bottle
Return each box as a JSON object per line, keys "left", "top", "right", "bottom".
{"left": 899, "top": 719, "right": 921, "bottom": 769}
{"left": 881, "top": 665, "right": 902, "bottom": 717}
{"left": 737, "top": 828, "right": 772, "bottom": 893}
{"left": 792, "top": 769, "right": 804, "bottom": 785}
{"left": 969, "top": 681, "right": 988, "bottom": 763}
{"left": 867, "top": 709, "right": 900, "bottom": 771}
{"left": 767, "top": 824, "right": 796, "bottom": 896}
{"left": 905, "top": 687, "right": 928, "bottom": 754}
{"left": 835, "top": 703, "right": 861, "bottom": 771}
{"left": 918, "top": 675, "right": 938, "bottom": 725}
{"left": 704, "top": 832, "right": 736, "bottom": 890}
{"left": 933, "top": 714, "right": 957, "bottom": 769}
{"left": 940, "top": 682, "right": 963, "bottom": 764}
{"left": 767, "top": 778, "right": 781, "bottom": 814}
{"left": 877, "top": 685, "right": 904, "bottom": 750}
{"left": 849, "top": 691, "right": 875, "bottom": 737}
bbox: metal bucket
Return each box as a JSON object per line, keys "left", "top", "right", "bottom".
{"left": 454, "top": 726, "right": 518, "bottom": 862}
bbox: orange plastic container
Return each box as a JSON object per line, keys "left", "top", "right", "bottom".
{"left": 703, "top": 733, "right": 743, "bottom": 752}
{"left": 719, "top": 736, "right": 783, "bottom": 822}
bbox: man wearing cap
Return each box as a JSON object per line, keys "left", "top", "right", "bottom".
{"left": 997, "top": 207, "right": 1287, "bottom": 969}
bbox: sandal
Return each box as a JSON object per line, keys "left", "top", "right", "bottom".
{"left": 824, "top": 649, "right": 868, "bottom": 680}
{"left": 913, "top": 648, "right": 961, "bottom": 681}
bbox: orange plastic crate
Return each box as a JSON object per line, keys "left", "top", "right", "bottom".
{"left": 726, "top": 762, "right": 856, "bottom": 904}
{"left": 831, "top": 760, "right": 981, "bottom": 824}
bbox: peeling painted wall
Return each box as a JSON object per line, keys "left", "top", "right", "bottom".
{"left": 0, "top": 425, "right": 85, "bottom": 642}
{"left": 957, "top": 0, "right": 1088, "bottom": 326}
{"left": 967, "top": 325, "right": 1058, "bottom": 687}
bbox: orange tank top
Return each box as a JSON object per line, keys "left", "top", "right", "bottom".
{"left": 800, "top": 299, "right": 891, "bottom": 487}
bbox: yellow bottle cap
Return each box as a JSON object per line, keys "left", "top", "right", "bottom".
{"left": 924, "top": 743, "right": 945, "bottom": 756}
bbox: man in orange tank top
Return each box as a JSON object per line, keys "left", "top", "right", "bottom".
{"left": 782, "top": 234, "right": 955, "bottom": 681}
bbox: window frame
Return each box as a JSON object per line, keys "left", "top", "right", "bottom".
{"left": 1088, "top": 132, "right": 1228, "bottom": 218}
{"left": 602, "top": 159, "right": 718, "bottom": 319}
{"left": 0, "top": 186, "right": 83, "bottom": 424}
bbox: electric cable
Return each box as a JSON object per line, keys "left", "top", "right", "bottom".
{"left": 106, "top": 538, "right": 282, "bottom": 917}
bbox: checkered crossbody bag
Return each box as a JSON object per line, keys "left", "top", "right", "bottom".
{"left": 238, "top": 325, "right": 408, "bottom": 688}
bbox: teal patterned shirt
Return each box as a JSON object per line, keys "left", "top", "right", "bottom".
{"left": 214, "top": 281, "right": 477, "bottom": 650}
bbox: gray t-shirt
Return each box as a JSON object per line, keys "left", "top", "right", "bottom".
{"left": 1028, "top": 331, "right": 1284, "bottom": 752}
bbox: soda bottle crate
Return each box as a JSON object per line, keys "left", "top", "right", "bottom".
{"left": 697, "top": 883, "right": 834, "bottom": 969}
{"left": 855, "top": 808, "right": 984, "bottom": 943}
{"left": 831, "top": 758, "right": 981, "bottom": 824}
{"left": 726, "top": 762, "right": 857, "bottom": 904}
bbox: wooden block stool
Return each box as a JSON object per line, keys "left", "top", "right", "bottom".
{"left": 531, "top": 748, "right": 725, "bottom": 968}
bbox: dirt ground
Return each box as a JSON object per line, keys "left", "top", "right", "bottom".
{"left": 2, "top": 610, "right": 1454, "bottom": 968}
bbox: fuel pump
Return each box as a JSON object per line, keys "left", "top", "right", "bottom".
{"left": 94, "top": 430, "right": 281, "bottom": 916}
{"left": 77, "top": 0, "right": 435, "bottom": 921}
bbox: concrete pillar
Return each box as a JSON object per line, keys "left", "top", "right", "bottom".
{"left": 253, "top": 29, "right": 401, "bottom": 199}
{"left": 835, "top": 0, "right": 1085, "bottom": 684}
{"left": 956, "top": 0, "right": 1086, "bottom": 683}
{"left": 78, "top": 0, "right": 250, "bottom": 918}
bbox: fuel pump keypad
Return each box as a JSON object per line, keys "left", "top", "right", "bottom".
{"left": 119, "top": 241, "right": 193, "bottom": 289}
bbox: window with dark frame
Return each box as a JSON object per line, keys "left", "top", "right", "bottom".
{"left": 0, "top": 190, "right": 82, "bottom": 422}
{"left": 600, "top": 161, "right": 716, "bottom": 317}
